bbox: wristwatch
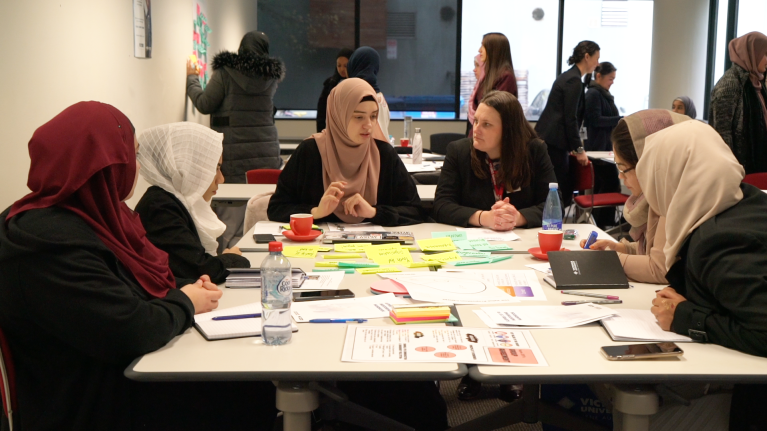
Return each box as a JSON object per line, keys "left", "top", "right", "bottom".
{"left": 575, "top": 146, "right": 585, "bottom": 154}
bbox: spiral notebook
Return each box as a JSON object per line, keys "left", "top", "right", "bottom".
{"left": 194, "top": 302, "right": 299, "bottom": 341}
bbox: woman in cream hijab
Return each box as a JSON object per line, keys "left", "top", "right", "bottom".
{"left": 268, "top": 77, "right": 424, "bottom": 226}
{"left": 135, "top": 122, "right": 249, "bottom": 284}
{"left": 642, "top": 120, "right": 767, "bottom": 429}
{"left": 581, "top": 109, "right": 690, "bottom": 284}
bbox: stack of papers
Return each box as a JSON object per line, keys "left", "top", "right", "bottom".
{"left": 226, "top": 268, "right": 306, "bottom": 288}
{"left": 600, "top": 309, "right": 692, "bottom": 342}
{"left": 478, "top": 303, "right": 617, "bottom": 328}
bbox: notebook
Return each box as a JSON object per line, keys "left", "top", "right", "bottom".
{"left": 194, "top": 302, "right": 299, "bottom": 341}
{"left": 322, "top": 231, "right": 415, "bottom": 245}
{"left": 547, "top": 250, "right": 630, "bottom": 290}
{"left": 600, "top": 309, "right": 692, "bottom": 342}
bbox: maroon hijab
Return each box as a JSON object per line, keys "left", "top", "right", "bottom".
{"left": 7, "top": 101, "right": 176, "bottom": 298}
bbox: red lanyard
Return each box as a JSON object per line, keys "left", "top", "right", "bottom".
{"left": 486, "top": 158, "right": 504, "bottom": 201}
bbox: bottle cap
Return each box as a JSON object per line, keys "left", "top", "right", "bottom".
{"left": 268, "top": 241, "right": 283, "bottom": 252}
{"left": 414, "top": 128, "right": 421, "bottom": 133}
{"left": 549, "top": 182, "right": 558, "bottom": 189}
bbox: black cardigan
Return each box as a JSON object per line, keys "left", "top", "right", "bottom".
{"left": 584, "top": 84, "right": 621, "bottom": 152}
{"left": 432, "top": 138, "right": 556, "bottom": 228}
{"left": 535, "top": 66, "right": 586, "bottom": 152}
{"left": 0, "top": 206, "right": 194, "bottom": 430}
{"left": 267, "top": 138, "right": 424, "bottom": 226}
{"left": 667, "top": 185, "right": 767, "bottom": 357}
{"left": 135, "top": 186, "right": 251, "bottom": 285}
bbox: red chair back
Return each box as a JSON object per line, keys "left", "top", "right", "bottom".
{"left": 246, "top": 169, "right": 282, "bottom": 185}
{"left": 0, "top": 327, "right": 17, "bottom": 430}
{"left": 569, "top": 155, "right": 594, "bottom": 193}
{"left": 743, "top": 173, "right": 767, "bottom": 190}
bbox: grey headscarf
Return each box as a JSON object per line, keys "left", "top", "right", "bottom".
{"left": 674, "top": 96, "right": 697, "bottom": 119}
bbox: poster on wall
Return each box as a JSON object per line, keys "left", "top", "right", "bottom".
{"left": 192, "top": 2, "right": 212, "bottom": 89}
{"left": 133, "top": 0, "right": 152, "bottom": 58}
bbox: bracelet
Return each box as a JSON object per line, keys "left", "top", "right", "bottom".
{"left": 478, "top": 211, "right": 484, "bottom": 226}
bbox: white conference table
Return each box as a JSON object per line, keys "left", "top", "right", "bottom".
{"left": 126, "top": 223, "right": 767, "bottom": 431}
{"left": 212, "top": 183, "right": 437, "bottom": 205}
{"left": 588, "top": 151, "right": 615, "bottom": 164}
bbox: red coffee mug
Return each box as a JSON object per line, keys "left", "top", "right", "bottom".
{"left": 400, "top": 138, "right": 410, "bottom": 147}
{"left": 290, "top": 213, "right": 314, "bottom": 236}
{"left": 538, "top": 230, "right": 564, "bottom": 253}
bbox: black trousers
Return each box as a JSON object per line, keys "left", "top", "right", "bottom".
{"left": 729, "top": 384, "right": 767, "bottom": 430}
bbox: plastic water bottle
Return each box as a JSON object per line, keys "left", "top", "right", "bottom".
{"left": 404, "top": 116, "right": 413, "bottom": 140}
{"left": 412, "top": 128, "right": 423, "bottom": 164}
{"left": 389, "top": 135, "right": 396, "bottom": 147}
{"left": 542, "top": 183, "right": 563, "bottom": 231}
{"left": 261, "top": 241, "right": 293, "bottom": 345}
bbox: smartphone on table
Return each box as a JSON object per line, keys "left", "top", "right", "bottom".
{"left": 254, "top": 233, "right": 277, "bottom": 244}
{"left": 292, "top": 289, "right": 355, "bottom": 302}
{"left": 600, "top": 343, "right": 684, "bottom": 360}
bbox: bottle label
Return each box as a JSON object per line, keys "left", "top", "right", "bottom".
{"left": 543, "top": 221, "right": 563, "bottom": 231}
{"left": 276, "top": 276, "right": 292, "bottom": 297}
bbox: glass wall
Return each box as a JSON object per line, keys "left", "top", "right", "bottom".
{"left": 736, "top": 0, "right": 767, "bottom": 37}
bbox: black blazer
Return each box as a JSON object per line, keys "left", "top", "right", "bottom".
{"left": 535, "top": 66, "right": 586, "bottom": 152}
{"left": 584, "top": 85, "right": 621, "bottom": 152}
{"left": 135, "top": 186, "right": 250, "bottom": 285}
{"left": 432, "top": 138, "right": 556, "bottom": 228}
{"left": 267, "top": 138, "right": 424, "bottom": 226}
{"left": 666, "top": 185, "right": 767, "bottom": 357}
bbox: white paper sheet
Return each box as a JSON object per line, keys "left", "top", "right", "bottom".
{"left": 341, "top": 326, "right": 547, "bottom": 366}
{"left": 290, "top": 293, "right": 411, "bottom": 322}
{"left": 480, "top": 303, "right": 617, "bottom": 328}
{"left": 438, "top": 269, "right": 548, "bottom": 301}
{"left": 253, "top": 221, "right": 287, "bottom": 235}
{"left": 525, "top": 263, "right": 552, "bottom": 275}
{"left": 601, "top": 309, "right": 692, "bottom": 342}
{"left": 456, "top": 227, "right": 521, "bottom": 242}
{"left": 296, "top": 271, "right": 345, "bottom": 290}
{"left": 326, "top": 222, "right": 385, "bottom": 232}
{"left": 194, "top": 302, "right": 298, "bottom": 340}
{"left": 380, "top": 272, "right": 519, "bottom": 304}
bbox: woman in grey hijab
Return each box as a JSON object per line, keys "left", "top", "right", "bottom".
{"left": 671, "top": 96, "right": 697, "bottom": 119}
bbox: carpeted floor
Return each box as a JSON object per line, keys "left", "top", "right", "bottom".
{"left": 440, "top": 379, "right": 542, "bottom": 431}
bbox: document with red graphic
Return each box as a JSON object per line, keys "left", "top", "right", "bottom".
{"left": 341, "top": 326, "right": 547, "bottom": 366}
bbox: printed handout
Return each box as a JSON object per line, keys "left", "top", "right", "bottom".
{"left": 479, "top": 303, "right": 617, "bottom": 328}
{"left": 456, "top": 227, "right": 521, "bottom": 242}
{"left": 439, "top": 269, "right": 548, "bottom": 301}
{"left": 381, "top": 272, "right": 519, "bottom": 304}
{"left": 296, "top": 271, "right": 345, "bottom": 291}
{"left": 290, "top": 293, "right": 411, "bottom": 322}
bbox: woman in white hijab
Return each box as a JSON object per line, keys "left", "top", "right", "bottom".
{"left": 135, "top": 122, "right": 250, "bottom": 284}
{"left": 645, "top": 119, "right": 767, "bottom": 431}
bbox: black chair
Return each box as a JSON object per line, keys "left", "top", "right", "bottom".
{"left": 429, "top": 133, "right": 465, "bottom": 155}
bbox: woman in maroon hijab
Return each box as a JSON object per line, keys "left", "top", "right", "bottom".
{"left": 0, "top": 102, "right": 274, "bottom": 430}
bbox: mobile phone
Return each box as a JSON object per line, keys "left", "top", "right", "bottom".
{"left": 292, "top": 289, "right": 355, "bottom": 302}
{"left": 600, "top": 343, "right": 684, "bottom": 361}
{"left": 564, "top": 229, "right": 578, "bottom": 240}
{"left": 254, "top": 234, "right": 276, "bottom": 244}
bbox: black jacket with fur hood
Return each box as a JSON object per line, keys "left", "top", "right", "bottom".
{"left": 187, "top": 32, "right": 286, "bottom": 183}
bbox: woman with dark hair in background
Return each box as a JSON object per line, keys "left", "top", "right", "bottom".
{"left": 317, "top": 48, "right": 354, "bottom": 132}
{"left": 535, "top": 40, "right": 600, "bottom": 208}
{"left": 348, "top": 46, "right": 390, "bottom": 140}
{"left": 710, "top": 31, "right": 767, "bottom": 174}
{"left": 671, "top": 96, "right": 697, "bottom": 119}
{"left": 467, "top": 33, "right": 517, "bottom": 134}
{"left": 584, "top": 61, "right": 622, "bottom": 228}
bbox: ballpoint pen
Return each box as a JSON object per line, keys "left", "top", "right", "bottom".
{"left": 308, "top": 318, "right": 367, "bottom": 323}
{"left": 212, "top": 313, "right": 261, "bottom": 321}
{"left": 561, "top": 291, "right": 619, "bottom": 300}
{"left": 562, "top": 300, "right": 622, "bottom": 305}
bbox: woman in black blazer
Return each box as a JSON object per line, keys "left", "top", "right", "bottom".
{"left": 535, "top": 40, "right": 600, "bottom": 207}
{"left": 434, "top": 90, "right": 556, "bottom": 230}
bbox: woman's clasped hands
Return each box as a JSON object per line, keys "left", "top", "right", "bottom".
{"left": 483, "top": 198, "right": 523, "bottom": 231}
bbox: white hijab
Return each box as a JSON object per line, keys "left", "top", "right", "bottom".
{"left": 138, "top": 123, "right": 226, "bottom": 255}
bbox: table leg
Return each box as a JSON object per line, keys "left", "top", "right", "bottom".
{"left": 275, "top": 381, "right": 319, "bottom": 431}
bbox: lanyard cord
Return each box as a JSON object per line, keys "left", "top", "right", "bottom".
{"left": 486, "top": 157, "right": 504, "bottom": 201}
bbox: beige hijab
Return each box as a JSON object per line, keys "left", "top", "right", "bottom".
{"left": 637, "top": 121, "right": 745, "bottom": 270}
{"left": 312, "top": 78, "right": 381, "bottom": 223}
{"left": 621, "top": 110, "right": 691, "bottom": 253}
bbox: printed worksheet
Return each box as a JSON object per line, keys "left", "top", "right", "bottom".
{"left": 380, "top": 272, "right": 519, "bottom": 304}
{"left": 480, "top": 303, "right": 617, "bottom": 328}
{"left": 438, "top": 269, "right": 548, "bottom": 301}
{"left": 295, "top": 271, "right": 345, "bottom": 290}
{"left": 455, "top": 227, "right": 521, "bottom": 242}
{"left": 341, "top": 326, "right": 547, "bottom": 366}
{"left": 290, "top": 293, "right": 411, "bottom": 322}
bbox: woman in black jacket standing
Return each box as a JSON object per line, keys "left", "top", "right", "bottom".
{"left": 584, "top": 61, "right": 622, "bottom": 228}
{"left": 317, "top": 48, "right": 353, "bottom": 132}
{"left": 535, "top": 41, "right": 600, "bottom": 207}
{"left": 434, "top": 90, "right": 556, "bottom": 230}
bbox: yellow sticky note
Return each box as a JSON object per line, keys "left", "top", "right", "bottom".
{"left": 357, "top": 267, "right": 402, "bottom": 275}
{"left": 282, "top": 246, "right": 320, "bottom": 258}
{"left": 407, "top": 262, "right": 442, "bottom": 268}
{"left": 324, "top": 253, "right": 362, "bottom": 259}
{"left": 315, "top": 261, "right": 340, "bottom": 267}
{"left": 364, "top": 244, "right": 414, "bottom": 265}
{"left": 421, "top": 252, "right": 462, "bottom": 262}
{"left": 317, "top": 246, "right": 332, "bottom": 252}
{"left": 417, "top": 237, "right": 457, "bottom": 252}
{"left": 334, "top": 243, "right": 372, "bottom": 253}
{"left": 402, "top": 245, "right": 419, "bottom": 251}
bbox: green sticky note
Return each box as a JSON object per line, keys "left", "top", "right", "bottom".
{"left": 421, "top": 252, "right": 462, "bottom": 263}
{"left": 475, "top": 244, "right": 513, "bottom": 251}
{"left": 456, "top": 250, "right": 492, "bottom": 258}
{"left": 431, "top": 231, "right": 468, "bottom": 241}
{"left": 312, "top": 268, "right": 355, "bottom": 274}
{"left": 417, "top": 237, "right": 457, "bottom": 252}
{"left": 452, "top": 258, "right": 493, "bottom": 266}
{"left": 488, "top": 255, "right": 513, "bottom": 263}
{"left": 453, "top": 240, "right": 474, "bottom": 250}
{"left": 338, "top": 262, "right": 380, "bottom": 268}
{"left": 467, "top": 239, "right": 491, "bottom": 248}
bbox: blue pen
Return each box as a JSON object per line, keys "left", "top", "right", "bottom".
{"left": 583, "top": 231, "right": 598, "bottom": 249}
{"left": 212, "top": 313, "right": 261, "bottom": 321}
{"left": 309, "top": 318, "right": 367, "bottom": 323}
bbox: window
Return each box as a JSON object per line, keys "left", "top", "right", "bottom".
{"left": 712, "top": 0, "right": 730, "bottom": 86}
{"left": 461, "top": 0, "right": 560, "bottom": 121}
{"left": 561, "top": 0, "right": 654, "bottom": 117}
{"left": 736, "top": 0, "right": 767, "bottom": 37}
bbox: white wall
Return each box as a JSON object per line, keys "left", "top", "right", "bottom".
{"left": 0, "top": 0, "right": 257, "bottom": 210}
{"left": 648, "top": 0, "right": 709, "bottom": 118}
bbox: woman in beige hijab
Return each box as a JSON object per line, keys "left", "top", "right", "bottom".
{"left": 641, "top": 120, "right": 767, "bottom": 429}
{"left": 268, "top": 77, "right": 423, "bottom": 226}
{"left": 581, "top": 109, "right": 690, "bottom": 284}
